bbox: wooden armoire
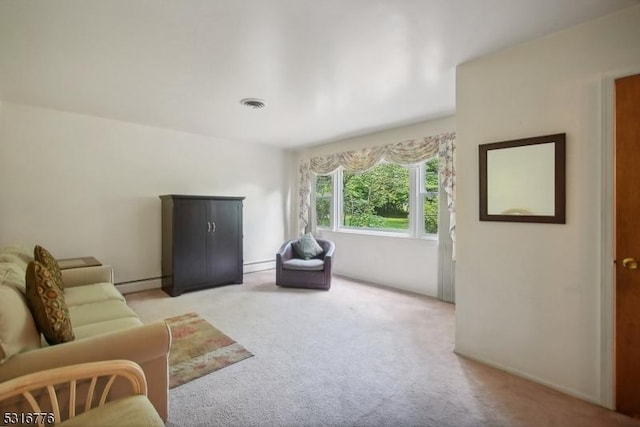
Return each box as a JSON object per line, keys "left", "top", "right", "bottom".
{"left": 160, "top": 195, "right": 244, "bottom": 296}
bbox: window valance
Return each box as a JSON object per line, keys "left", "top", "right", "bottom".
{"left": 298, "top": 131, "right": 456, "bottom": 256}
{"left": 309, "top": 132, "right": 452, "bottom": 174}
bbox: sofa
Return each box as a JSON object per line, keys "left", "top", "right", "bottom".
{"left": 0, "top": 246, "right": 171, "bottom": 421}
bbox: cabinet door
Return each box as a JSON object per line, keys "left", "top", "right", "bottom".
{"left": 173, "top": 199, "right": 209, "bottom": 290}
{"left": 207, "top": 200, "right": 242, "bottom": 284}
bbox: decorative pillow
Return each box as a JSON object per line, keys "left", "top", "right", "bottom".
{"left": 25, "top": 261, "right": 74, "bottom": 345}
{"left": 34, "top": 245, "right": 64, "bottom": 291}
{"left": 0, "top": 284, "right": 41, "bottom": 363}
{"left": 292, "top": 233, "right": 324, "bottom": 260}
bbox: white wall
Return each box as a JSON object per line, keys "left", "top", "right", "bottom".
{"left": 317, "top": 230, "right": 439, "bottom": 296}
{"left": 455, "top": 5, "right": 640, "bottom": 405}
{"left": 0, "top": 103, "right": 287, "bottom": 285}
{"left": 294, "top": 116, "right": 455, "bottom": 297}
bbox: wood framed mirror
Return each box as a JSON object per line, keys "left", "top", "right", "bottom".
{"left": 479, "top": 133, "right": 566, "bottom": 223}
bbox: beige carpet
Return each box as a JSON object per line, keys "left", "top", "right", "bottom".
{"left": 126, "top": 271, "right": 640, "bottom": 427}
{"left": 165, "top": 312, "right": 253, "bottom": 388}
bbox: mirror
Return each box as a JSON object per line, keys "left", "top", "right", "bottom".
{"left": 479, "top": 133, "right": 566, "bottom": 223}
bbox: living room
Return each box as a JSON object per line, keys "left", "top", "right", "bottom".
{"left": 1, "top": 1, "right": 640, "bottom": 426}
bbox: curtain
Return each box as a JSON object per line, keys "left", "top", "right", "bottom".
{"left": 298, "top": 132, "right": 456, "bottom": 255}
{"left": 437, "top": 134, "right": 456, "bottom": 258}
{"left": 298, "top": 159, "right": 311, "bottom": 234}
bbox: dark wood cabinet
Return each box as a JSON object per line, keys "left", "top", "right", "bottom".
{"left": 160, "top": 195, "right": 244, "bottom": 296}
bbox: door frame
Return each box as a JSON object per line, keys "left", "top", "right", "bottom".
{"left": 600, "top": 65, "right": 640, "bottom": 410}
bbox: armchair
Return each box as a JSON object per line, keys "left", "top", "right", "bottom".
{"left": 0, "top": 360, "right": 164, "bottom": 426}
{"left": 276, "top": 238, "right": 335, "bottom": 290}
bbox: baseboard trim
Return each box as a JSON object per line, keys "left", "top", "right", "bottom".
{"left": 116, "top": 260, "right": 276, "bottom": 294}
{"left": 244, "top": 259, "right": 275, "bottom": 274}
{"left": 116, "top": 278, "right": 162, "bottom": 295}
{"left": 334, "top": 271, "right": 437, "bottom": 298}
{"left": 453, "top": 348, "right": 601, "bottom": 406}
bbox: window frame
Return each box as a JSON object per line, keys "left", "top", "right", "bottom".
{"left": 313, "top": 157, "right": 439, "bottom": 239}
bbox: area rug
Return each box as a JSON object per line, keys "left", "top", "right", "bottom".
{"left": 165, "top": 312, "right": 253, "bottom": 388}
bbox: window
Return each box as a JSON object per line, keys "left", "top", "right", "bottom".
{"left": 422, "top": 157, "right": 439, "bottom": 234}
{"left": 315, "top": 174, "right": 332, "bottom": 228}
{"left": 343, "top": 163, "right": 410, "bottom": 232}
{"left": 315, "top": 157, "right": 439, "bottom": 237}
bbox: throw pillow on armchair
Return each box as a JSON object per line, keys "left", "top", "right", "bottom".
{"left": 292, "top": 233, "right": 324, "bottom": 260}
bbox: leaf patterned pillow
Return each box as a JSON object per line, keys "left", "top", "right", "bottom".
{"left": 25, "top": 261, "right": 74, "bottom": 345}
{"left": 34, "top": 245, "right": 64, "bottom": 290}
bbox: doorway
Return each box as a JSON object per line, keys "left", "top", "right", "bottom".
{"left": 614, "top": 73, "right": 640, "bottom": 418}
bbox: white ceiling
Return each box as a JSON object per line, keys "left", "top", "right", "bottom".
{"left": 0, "top": 0, "right": 638, "bottom": 148}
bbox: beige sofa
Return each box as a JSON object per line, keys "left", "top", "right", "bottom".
{"left": 0, "top": 247, "right": 171, "bottom": 421}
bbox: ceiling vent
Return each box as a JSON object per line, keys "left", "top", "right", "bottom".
{"left": 239, "top": 98, "right": 266, "bottom": 109}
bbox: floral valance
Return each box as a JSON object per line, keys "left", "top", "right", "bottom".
{"left": 309, "top": 132, "right": 452, "bottom": 174}
{"left": 298, "top": 131, "right": 456, "bottom": 257}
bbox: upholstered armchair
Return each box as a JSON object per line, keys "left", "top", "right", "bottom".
{"left": 276, "top": 238, "right": 335, "bottom": 290}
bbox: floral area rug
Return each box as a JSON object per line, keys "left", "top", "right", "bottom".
{"left": 165, "top": 312, "right": 253, "bottom": 388}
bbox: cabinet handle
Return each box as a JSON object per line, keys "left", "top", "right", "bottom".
{"left": 207, "top": 221, "right": 211, "bottom": 232}
{"left": 211, "top": 221, "right": 216, "bottom": 233}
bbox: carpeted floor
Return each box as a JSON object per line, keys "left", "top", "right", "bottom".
{"left": 126, "top": 271, "right": 640, "bottom": 427}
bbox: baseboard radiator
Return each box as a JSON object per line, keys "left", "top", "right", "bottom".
{"left": 115, "top": 260, "right": 275, "bottom": 294}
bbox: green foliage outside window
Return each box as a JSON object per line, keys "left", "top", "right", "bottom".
{"left": 315, "top": 175, "right": 332, "bottom": 227}
{"left": 343, "top": 163, "right": 409, "bottom": 230}
{"left": 424, "top": 157, "right": 439, "bottom": 234}
{"left": 314, "top": 158, "right": 439, "bottom": 234}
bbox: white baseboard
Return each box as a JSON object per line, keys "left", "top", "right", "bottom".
{"left": 116, "top": 278, "right": 162, "bottom": 295}
{"left": 334, "top": 271, "right": 437, "bottom": 298}
{"left": 116, "top": 260, "right": 276, "bottom": 295}
{"left": 453, "top": 348, "right": 601, "bottom": 406}
{"left": 244, "top": 259, "right": 275, "bottom": 274}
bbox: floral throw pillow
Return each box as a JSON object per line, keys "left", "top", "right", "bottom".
{"left": 25, "top": 261, "right": 74, "bottom": 345}
{"left": 34, "top": 245, "right": 64, "bottom": 291}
